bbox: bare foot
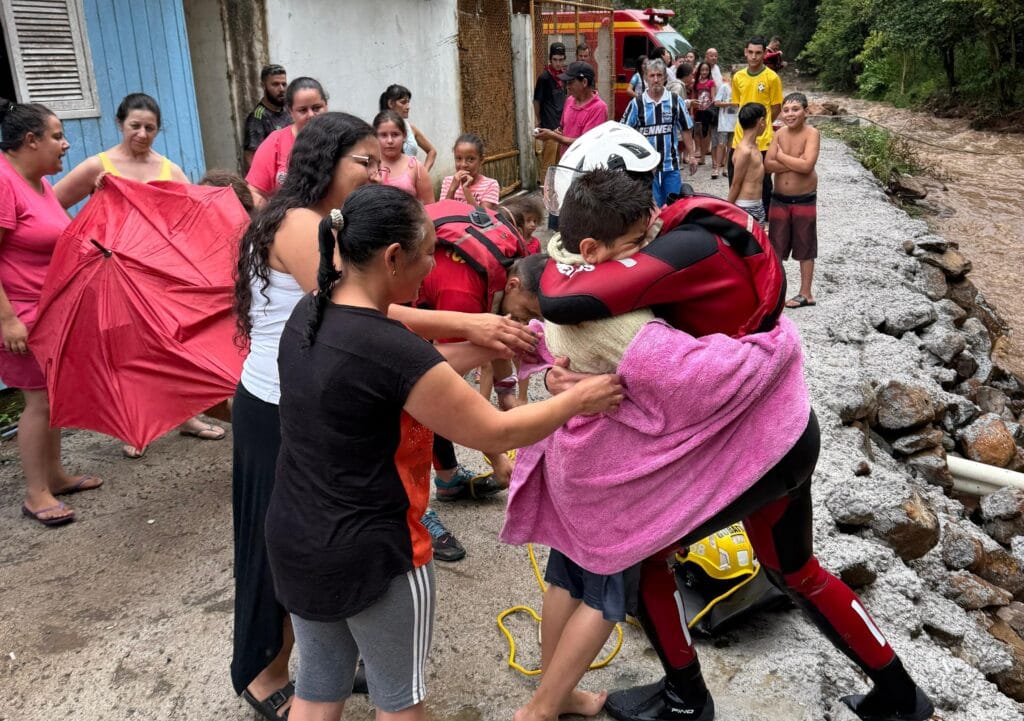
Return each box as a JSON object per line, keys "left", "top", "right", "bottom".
{"left": 512, "top": 705, "right": 549, "bottom": 721}
{"left": 561, "top": 689, "right": 608, "bottom": 717}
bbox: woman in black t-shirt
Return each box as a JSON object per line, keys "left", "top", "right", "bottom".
{"left": 267, "top": 185, "right": 622, "bottom": 721}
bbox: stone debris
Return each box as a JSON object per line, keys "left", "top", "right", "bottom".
{"left": 959, "top": 413, "right": 1018, "bottom": 467}
{"left": 876, "top": 380, "right": 935, "bottom": 430}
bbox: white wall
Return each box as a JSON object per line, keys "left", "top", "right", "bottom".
{"left": 264, "top": 0, "right": 463, "bottom": 181}
{"left": 183, "top": 0, "right": 238, "bottom": 172}
{"left": 511, "top": 12, "right": 537, "bottom": 189}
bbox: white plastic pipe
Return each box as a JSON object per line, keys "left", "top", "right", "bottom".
{"left": 948, "top": 455, "right": 1024, "bottom": 495}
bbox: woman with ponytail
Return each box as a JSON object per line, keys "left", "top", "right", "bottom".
{"left": 231, "top": 113, "right": 535, "bottom": 720}
{"left": 0, "top": 99, "right": 103, "bottom": 527}
{"left": 265, "top": 184, "right": 623, "bottom": 721}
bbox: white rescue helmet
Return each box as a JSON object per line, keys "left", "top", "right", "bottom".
{"left": 543, "top": 121, "right": 661, "bottom": 215}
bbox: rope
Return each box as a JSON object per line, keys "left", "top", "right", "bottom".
{"left": 827, "top": 113, "right": 1024, "bottom": 156}
{"left": 496, "top": 543, "right": 638, "bottom": 676}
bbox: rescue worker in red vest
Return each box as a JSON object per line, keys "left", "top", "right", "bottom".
{"left": 416, "top": 200, "right": 548, "bottom": 561}
{"left": 538, "top": 126, "right": 935, "bottom": 721}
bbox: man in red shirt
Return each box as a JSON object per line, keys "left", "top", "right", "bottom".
{"left": 535, "top": 62, "right": 608, "bottom": 156}
{"left": 415, "top": 250, "right": 547, "bottom": 560}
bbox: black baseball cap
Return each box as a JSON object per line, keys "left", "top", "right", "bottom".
{"left": 549, "top": 42, "right": 567, "bottom": 58}
{"left": 559, "top": 61, "right": 595, "bottom": 83}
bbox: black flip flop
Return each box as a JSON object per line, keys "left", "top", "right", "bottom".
{"left": 242, "top": 681, "right": 294, "bottom": 720}
{"left": 786, "top": 294, "right": 817, "bottom": 308}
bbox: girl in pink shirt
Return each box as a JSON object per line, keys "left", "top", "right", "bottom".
{"left": 441, "top": 133, "right": 500, "bottom": 209}
{"left": 374, "top": 109, "right": 434, "bottom": 204}
{"left": 0, "top": 99, "right": 102, "bottom": 526}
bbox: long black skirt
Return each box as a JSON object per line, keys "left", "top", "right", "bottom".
{"left": 230, "top": 382, "right": 285, "bottom": 694}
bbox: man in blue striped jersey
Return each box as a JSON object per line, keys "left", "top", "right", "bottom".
{"left": 620, "top": 59, "right": 697, "bottom": 207}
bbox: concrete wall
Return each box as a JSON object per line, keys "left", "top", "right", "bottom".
{"left": 264, "top": 0, "right": 463, "bottom": 180}
{"left": 183, "top": 0, "right": 237, "bottom": 172}
{"left": 510, "top": 11, "right": 537, "bottom": 189}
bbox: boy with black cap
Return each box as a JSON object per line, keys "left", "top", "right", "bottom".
{"left": 535, "top": 61, "right": 608, "bottom": 155}
{"left": 534, "top": 42, "right": 568, "bottom": 183}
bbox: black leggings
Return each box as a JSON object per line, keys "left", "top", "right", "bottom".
{"left": 432, "top": 434, "right": 458, "bottom": 472}
{"left": 633, "top": 411, "right": 898, "bottom": 678}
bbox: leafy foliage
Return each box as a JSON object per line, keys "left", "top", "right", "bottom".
{"left": 819, "top": 124, "right": 925, "bottom": 184}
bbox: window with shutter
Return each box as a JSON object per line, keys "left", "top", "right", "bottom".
{"left": 0, "top": 0, "right": 100, "bottom": 119}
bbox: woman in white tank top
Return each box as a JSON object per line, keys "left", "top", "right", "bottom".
{"left": 230, "top": 112, "right": 535, "bottom": 715}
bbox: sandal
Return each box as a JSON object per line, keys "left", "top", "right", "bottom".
{"left": 241, "top": 681, "right": 294, "bottom": 721}
{"left": 22, "top": 501, "right": 75, "bottom": 527}
{"left": 53, "top": 475, "right": 103, "bottom": 496}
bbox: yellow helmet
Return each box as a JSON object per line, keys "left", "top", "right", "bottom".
{"left": 676, "top": 523, "right": 758, "bottom": 581}
{"left": 674, "top": 523, "right": 789, "bottom": 634}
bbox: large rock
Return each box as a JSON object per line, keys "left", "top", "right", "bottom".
{"left": 934, "top": 298, "right": 967, "bottom": 325}
{"left": 945, "top": 520, "right": 1024, "bottom": 595}
{"left": 977, "top": 386, "right": 1010, "bottom": 416}
{"left": 918, "top": 321, "right": 967, "bottom": 363}
{"left": 959, "top": 413, "right": 1017, "bottom": 468}
{"left": 919, "top": 248, "right": 971, "bottom": 279}
{"left": 893, "top": 426, "right": 945, "bottom": 455}
{"left": 914, "top": 262, "right": 948, "bottom": 301}
{"left": 889, "top": 173, "right": 928, "bottom": 200}
{"left": 984, "top": 616, "right": 1024, "bottom": 702}
{"left": 998, "top": 602, "right": 1024, "bottom": 637}
{"left": 828, "top": 380, "right": 877, "bottom": 424}
{"left": 878, "top": 299, "right": 937, "bottom": 337}
{"left": 948, "top": 279, "right": 1008, "bottom": 339}
{"left": 905, "top": 447, "right": 954, "bottom": 490}
{"left": 876, "top": 380, "right": 935, "bottom": 431}
{"left": 937, "top": 390, "right": 981, "bottom": 432}
{"left": 869, "top": 489, "right": 940, "bottom": 560}
{"left": 913, "top": 234, "right": 950, "bottom": 253}
{"left": 992, "top": 335, "right": 1024, "bottom": 386}
{"left": 980, "top": 487, "right": 1024, "bottom": 545}
{"left": 945, "top": 570, "right": 1013, "bottom": 609}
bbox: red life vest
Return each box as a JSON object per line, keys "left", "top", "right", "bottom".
{"left": 538, "top": 194, "right": 786, "bottom": 337}
{"left": 424, "top": 200, "right": 528, "bottom": 310}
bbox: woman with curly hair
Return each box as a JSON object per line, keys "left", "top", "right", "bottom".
{"left": 232, "top": 112, "right": 534, "bottom": 720}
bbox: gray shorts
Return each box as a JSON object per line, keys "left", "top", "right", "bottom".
{"left": 290, "top": 564, "right": 435, "bottom": 711}
{"left": 712, "top": 130, "right": 732, "bottom": 148}
{"left": 736, "top": 198, "right": 767, "bottom": 226}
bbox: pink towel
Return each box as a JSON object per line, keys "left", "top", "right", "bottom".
{"left": 500, "top": 316, "right": 810, "bottom": 575}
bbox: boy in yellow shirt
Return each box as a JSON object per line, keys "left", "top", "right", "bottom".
{"left": 728, "top": 36, "right": 783, "bottom": 212}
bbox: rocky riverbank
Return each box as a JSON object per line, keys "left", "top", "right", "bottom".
{"left": 1, "top": 137, "right": 1023, "bottom": 720}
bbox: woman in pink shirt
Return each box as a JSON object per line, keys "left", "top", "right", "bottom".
{"left": 536, "top": 61, "right": 608, "bottom": 155}
{"left": 0, "top": 99, "right": 103, "bottom": 526}
{"left": 246, "top": 77, "right": 328, "bottom": 207}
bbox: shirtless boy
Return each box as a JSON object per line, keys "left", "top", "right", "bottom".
{"left": 765, "top": 92, "right": 821, "bottom": 308}
{"left": 727, "top": 103, "right": 768, "bottom": 226}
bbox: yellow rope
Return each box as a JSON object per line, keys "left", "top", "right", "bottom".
{"left": 685, "top": 563, "right": 762, "bottom": 629}
{"left": 496, "top": 543, "right": 633, "bottom": 676}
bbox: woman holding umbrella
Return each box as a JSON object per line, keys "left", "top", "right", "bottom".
{"left": 232, "top": 111, "right": 535, "bottom": 720}
{"left": 0, "top": 99, "right": 103, "bottom": 526}
{"left": 54, "top": 93, "right": 226, "bottom": 458}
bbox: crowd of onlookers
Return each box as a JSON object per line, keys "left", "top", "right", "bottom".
{"left": 0, "top": 29, "right": 889, "bottom": 721}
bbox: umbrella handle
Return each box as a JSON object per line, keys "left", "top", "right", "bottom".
{"left": 90, "top": 239, "right": 112, "bottom": 258}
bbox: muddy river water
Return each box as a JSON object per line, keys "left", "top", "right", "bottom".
{"left": 810, "top": 91, "right": 1023, "bottom": 340}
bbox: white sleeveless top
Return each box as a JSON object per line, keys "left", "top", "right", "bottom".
{"left": 402, "top": 118, "right": 420, "bottom": 158}
{"left": 240, "top": 267, "right": 305, "bottom": 404}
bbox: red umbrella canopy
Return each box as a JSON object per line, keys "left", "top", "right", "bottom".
{"left": 31, "top": 177, "right": 250, "bottom": 449}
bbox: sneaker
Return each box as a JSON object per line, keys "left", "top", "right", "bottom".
{"left": 434, "top": 465, "right": 504, "bottom": 503}
{"left": 421, "top": 508, "right": 466, "bottom": 562}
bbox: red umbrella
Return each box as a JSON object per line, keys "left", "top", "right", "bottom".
{"left": 31, "top": 176, "right": 250, "bottom": 449}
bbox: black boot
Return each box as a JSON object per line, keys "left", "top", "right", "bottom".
{"left": 841, "top": 657, "right": 934, "bottom": 721}
{"left": 605, "top": 659, "right": 715, "bottom": 721}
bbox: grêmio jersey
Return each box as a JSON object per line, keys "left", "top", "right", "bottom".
{"left": 621, "top": 90, "right": 693, "bottom": 173}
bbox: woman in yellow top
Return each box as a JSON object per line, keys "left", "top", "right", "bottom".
{"left": 55, "top": 93, "right": 225, "bottom": 458}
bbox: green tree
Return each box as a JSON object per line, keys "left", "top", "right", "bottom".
{"left": 756, "top": 0, "right": 820, "bottom": 59}
{"left": 800, "top": 0, "right": 877, "bottom": 90}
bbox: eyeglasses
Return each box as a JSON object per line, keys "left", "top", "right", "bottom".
{"left": 348, "top": 154, "right": 381, "bottom": 178}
